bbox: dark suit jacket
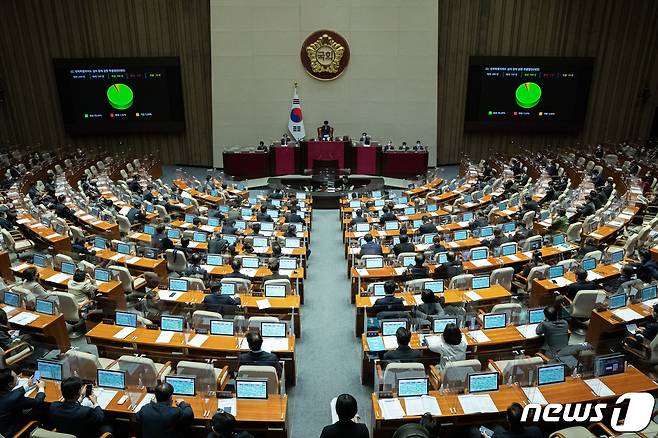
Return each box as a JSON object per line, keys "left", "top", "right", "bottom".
{"left": 492, "top": 425, "right": 542, "bottom": 438}
{"left": 0, "top": 388, "right": 45, "bottom": 437}
{"left": 136, "top": 400, "right": 194, "bottom": 438}
{"left": 383, "top": 345, "right": 422, "bottom": 360}
{"left": 393, "top": 242, "right": 415, "bottom": 256}
{"left": 379, "top": 212, "right": 398, "bottom": 224}
{"left": 257, "top": 213, "right": 273, "bottom": 222}
{"left": 221, "top": 225, "right": 238, "bottom": 235}
{"left": 350, "top": 216, "right": 367, "bottom": 226}
{"left": 434, "top": 262, "right": 463, "bottom": 280}
{"left": 360, "top": 242, "right": 383, "bottom": 256}
{"left": 208, "top": 238, "right": 229, "bottom": 254}
{"left": 224, "top": 271, "right": 250, "bottom": 280}
{"left": 418, "top": 223, "right": 438, "bottom": 235}
{"left": 50, "top": 400, "right": 105, "bottom": 438}
{"left": 127, "top": 207, "right": 141, "bottom": 224}
{"left": 203, "top": 293, "right": 240, "bottom": 314}
{"left": 406, "top": 266, "right": 430, "bottom": 280}
{"left": 262, "top": 273, "right": 289, "bottom": 283}
{"left": 320, "top": 420, "right": 369, "bottom": 438}
{"left": 239, "top": 350, "right": 282, "bottom": 374}
{"left": 565, "top": 280, "right": 597, "bottom": 299}
{"left": 319, "top": 125, "right": 332, "bottom": 137}
{"left": 285, "top": 213, "right": 303, "bottom": 223}
{"left": 373, "top": 295, "right": 405, "bottom": 312}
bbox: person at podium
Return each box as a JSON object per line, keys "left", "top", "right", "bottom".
{"left": 280, "top": 134, "right": 291, "bottom": 145}
{"left": 399, "top": 141, "right": 409, "bottom": 151}
{"left": 359, "top": 132, "right": 371, "bottom": 145}
{"left": 318, "top": 120, "right": 333, "bottom": 140}
{"left": 413, "top": 140, "right": 425, "bottom": 151}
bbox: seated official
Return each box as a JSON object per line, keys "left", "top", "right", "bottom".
{"left": 521, "top": 251, "right": 543, "bottom": 277}
{"left": 602, "top": 265, "right": 635, "bottom": 293}
{"left": 630, "top": 250, "right": 658, "bottom": 282}
{"left": 137, "top": 382, "right": 194, "bottom": 438}
{"left": 418, "top": 216, "right": 438, "bottom": 235}
{"left": 624, "top": 303, "right": 658, "bottom": 355}
{"left": 360, "top": 234, "right": 383, "bottom": 256}
{"left": 240, "top": 332, "right": 282, "bottom": 375}
{"left": 415, "top": 289, "right": 444, "bottom": 326}
{"left": 535, "top": 305, "right": 569, "bottom": 357}
{"left": 404, "top": 253, "right": 429, "bottom": 280}
{"left": 0, "top": 369, "right": 45, "bottom": 437}
{"left": 350, "top": 209, "right": 367, "bottom": 226}
{"left": 208, "top": 232, "right": 229, "bottom": 254}
{"left": 549, "top": 208, "right": 569, "bottom": 233}
{"left": 50, "top": 376, "right": 111, "bottom": 438}
{"left": 221, "top": 219, "right": 239, "bottom": 235}
{"left": 434, "top": 251, "right": 463, "bottom": 280}
{"left": 378, "top": 206, "right": 398, "bottom": 225}
{"left": 479, "top": 403, "right": 542, "bottom": 438}
{"left": 67, "top": 269, "right": 96, "bottom": 306}
{"left": 203, "top": 283, "right": 241, "bottom": 314}
{"left": 383, "top": 327, "right": 421, "bottom": 360}
{"left": 17, "top": 266, "right": 49, "bottom": 307}
{"left": 487, "top": 228, "right": 509, "bottom": 249}
{"left": 373, "top": 280, "right": 404, "bottom": 312}
{"left": 318, "top": 120, "right": 333, "bottom": 139}
{"left": 183, "top": 253, "right": 209, "bottom": 283}
{"left": 320, "top": 393, "right": 369, "bottom": 438}
{"left": 151, "top": 224, "right": 167, "bottom": 248}
{"left": 564, "top": 269, "right": 597, "bottom": 300}
{"left": 208, "top": 410, "right": 254, "bottom": 438}
{"left": 393, "top": 234, "right": 415, "bottom": 256}
{"left": 518, "top": 195, "right": 540, "bottom": 218}
{"left": 256, "top": 205, "right": 273, "bottom": 222}
{"left": 428, "top": 235, "right": 446, "bottom": 257}
{"left": 285, "top": 207, "right": 304, "bottom": 224}
{"left": 359, "top": 132, "right": 370, "bottom": 145}
{"left": 224, "top": 259, "right": 250, "bottom": 280}
{"left": 426, "top": 323, "right": 467, "bottom": 368}
{"left": 262, "top": 258, "right": 288, "bottom": 283}
{"left": 512, "top": 221, "right": 534, "bottom": 243}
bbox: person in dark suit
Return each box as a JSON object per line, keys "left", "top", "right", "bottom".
{"left": 535, "top": 305, "right": 569, "bottom": 357}
{"left": 320, "top": 393, "right": 369, "bottom": 438}
{"left": 480, "top": 403, "right": 542, "bottom": 438}
{"left": 487, "top": 228, "right": 509, "bottom": 249}
{"left": 182, "top": 253, "right": 209, "bottom": 283}
{"left": 50, "top": 377, "right": 111, "bottom": 438}
{"left": 208, "top": 233, "right": 229, "bottom": 254}
{"left": 129, "top": 175, "right": 143, "bottom": 194}
{"left": 0, "top": 212, "right": 14, "bottom": 231}
{"left": 284, "top": 207, "right": 303, "bottom": 224}
{"left": 203, "top": 283, "right": 241, "bottom": 314}
{"left": 359, "top": 132, "right": 371, "bottom": 145}
{"left": 224, "top": 259, "right": 250, "bottom": 280}
{"left": 546, "top": 160, "right": 558, "bottom": 177}
{"left": 207, "top": 410, "right": 254, "bottom": 438}
{"left": 54, "top": 194, "right": 74, "bottom": 221}
{"left": 373, "top": 280, "right": 404, "bottom": 312}
{"left": 360, "top": 234, "right": 383, "bottom": 256}
{"left": 239, "top": 332, "right": 282, "bottom": 374}
{"left": 591, "top": 169, "right": 604, "bottom": 187}
{"left": 428, "top": 235, "right": 446, "bottom": 258}
{"left": 393, "top": 234, "right": 415, "bottom": 256}
{"left": 631, "top": 250, "right": 658, "bottom": 282}
{"left": 384, "top": 327, "right": 421, "bottom": 360}
{"left": 404, "top": 253, "right": 430, "bottom": 280}
{"left": 221, "top": 219, "right": 239, "bottom": 235}
{"left": 350, "top": 209, "right": 367, "bottom": 226}
{"left": 319, "top": 120, "right": 333, "bottom": 138}
{"left": 518, "top": 195, "right": 540, "bottom": 218}
{"left": 564, "top": 269, "right": 597, "bottom": 300}
{"left": 262, "top": 258, "right": 288, "bottom": 283}
{"left": 576, "top": 196, "right": 596, "bottom": 219}
{"left": 0, "top": 369, "right": 46, "bottom": 437}
{"left": 136, "top": 382, "right": 193, "bottom": 438}
{"left": 602, "top": 178, "right": 615, "bottom": 198}
{"left": 434, "top": 252, "right": 463, "bottom": 280}
{"left": 378, "top": 206, "right": 398, "bottom": 225}
{"left": 126, "top": 201, "right": 144, "bottom": 224}
{"left": 256, "top": 205, "right": 273, "bottom": 222}
{"left": 150, "top": 224, "right": 167, "bottom": 249}
{"left": 418, "top": 215, "right": 438, "bottom": 235}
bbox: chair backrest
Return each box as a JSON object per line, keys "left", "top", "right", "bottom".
{"left": 116, "top": 215, "right": 132, "bottom": 234}
{"left": 522, "top": 211, "right": 536, "bottom": 229}
{"left": 571, "top": 290, "right": 606, "bottom": 319}
{"left": 404, "top": 278, "right": 434, "bottom": 292}
{"left": 522, "top": 235, "right": 542, "bottom": 251}
{"left": 237, "top": 365, "right": 279, "bottom": 394}
{"left": 557, "top": 258, "right": 576, "bottom": 271}
{"left": 108, "top": 266, "right": 133, "bottom": 292}
{"left": 54, "top": 254, "right": 74, "bottom": 269}
{"left": 220, "top": 277, "right": 251, "bottom": 294}
{"left": 69, "top": 226, "right": 86, "bottom": 244}
{"left": 583, "top": 250, "right": 602, "bottom": 261}
{"left": 649, "top": 335, "right": 658, "bottom": 363}
{"left": 165, "top": 249, "right": 188, "bottom": 271}
{"left": 397, "top": 252, "right": 417, "bottom": 263}
{"left": 491, "top": 303, "right": 523, "bottom": 325}
{"left": 247, "top": 316, "right": 281, "bottom": 330}
{"left": 549, "top": 426, "right": 596, "bottom": 438}
{"left": 191, "top": 310, "right": 223, "bottom": 330}
{"left": 78, "top": 260, "right": 96, "bottom": 276}
{"left": 263, "top": 279, "right": 291, "bottom": 295}
{"left": 449, "top": 274, "right": 472, "bottom": 290}
{"left": 624, "top": 234, "right": 638, "bottom": 259}
{"left": 176, "top": 360, "right": 219, "bottom": 392}
{"left": 566, "top": 222, "right": 582, "bottom": 243}
{"left": 360, "top": 254, "right": 384, "bottom": 266}
{"left": 490, "top": 267, "right": 514, "bottom": 291}
{"left": 526, "top": 264, "right": 549, "bottom": 291}
{"left": 498, "top": 356, "right": 544, "bottom": 384}
{"left": 637, "top": 226, "right": 652, "bottom": 244}
{"left": 441, "top": 359, "right": 481, "bottom": 383}
{"left": 64, "top": 349, "right": 101, "bottom": 381}
{"left": 180, "top": 276, "right": 205, "bottom": 291}
{"left": 30, "top": 428, "right": 76, "bottom": 438}
{"left": 0, "top": 229, "right": 14, "bottom": 251}
{"left": 116, "top": 355, "right": 158, "bottom": 387}
{"left": 51, "top": 292, "right": 79, "bottom": 322}
{"left": 155, "top": 204, "right": 168, "bottom": 220}
{"left": 382, "top": 362, "right": 425, "bottom": 390}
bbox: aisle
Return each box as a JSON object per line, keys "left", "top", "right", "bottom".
{"left": 288, "top": 209, "right": 372, "bottom": 437}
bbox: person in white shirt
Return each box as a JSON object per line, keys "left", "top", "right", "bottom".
{"left": 425, "top": 323, "right": 467, "bottom": 368}
{"left": 18, "top": 267, "right": 48, "bottom": 307}
{"left": 67, "top": 269, "right": 96, "bottom": 306}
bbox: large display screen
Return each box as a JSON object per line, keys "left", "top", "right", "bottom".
{"left": 464, "top": 56, "right": 594, "bottom": 132}
{"left": 53, "top": 57, "right": 185, "bottom": 134}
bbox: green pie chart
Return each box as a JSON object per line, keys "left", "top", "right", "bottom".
{"left": 515, "top": 82, "right": 541, "bottom": 109}
{"left": 106, "top": 83, "right": 134, "bottom": 110}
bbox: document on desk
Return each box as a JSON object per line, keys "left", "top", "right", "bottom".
{"left": 157, "top": 291, "right": 184, "bottom": 301}
{"left": 113, "top": 327, "right": 136, "bottom": 339}
{"left": 505, "top": 255, "right": 522, "bottom": 262}
{"left": 447, "top": 242, "right": 459, "bottom": 248}
{"left": 467, "top": 330, "right": 490, "bottom": 343}
{"left": 126, "top": 257, "right": 142, "bottom": 265}
{"left": 16, "top": 218, "right": 31, "bottom": 224}
{"left": 239, "top": 268, "right": 258, "bottom": 277}
{"left": 586, "top": 271, "right": 603, "bottom": 281}
{"left": 404, "top": 395, "right": 441, "bottom": 416}
{"left": 45, "top": 233, "right": 61, "bottom": 239}
{"left": 458, "top": 394, "right": 498, "bottom": 414}
{"left": 643, "top": 298, "right": 658, "bottom": 308}
{"left": 13, "top": 263, "right": 30, "bottom": 271}
{"left": 200, "top": 225, "right": 216, "bottom": 233}
{"left": 95, "top": 389, "right": 118, "bottom": 409}
{"left": 464, "top": 291, "right": 482, "bottom": 301}
{"left": 279, "top": 269, "right": 294, "bottom": 278}
{"left": 256, "top": 299, "right": 271, "bottom": 310}
{"left": 110, "top": 254, "right": 124, "bottom": 261}
{"left": 369, "top": 296, "right": 380, "bottom": 306}
{"left": 47, "top": 272, "right": 72, "bottom": 283}
{"left": 9, "top": 312, "right": 39, "bottom": 326}
{"left": 584, "top": 378, "right": 615, "bottom": 397}
{"left": 516, "top": 324, "right": 541, "bottom": 338}
{"left": 552, "top": 277, "right": 573, "bottom": 287}
{"left": 522, "top": 387, "right": 548, "bottom": 405}
{"left": 119, "top": 206, "right": 131, "bottom": 216}
{"left": 394, "top": 267, "right": 407, "bottom": 276}
{"left": 155, "top": 331, "right": 175, "bottom": 344}
{"left": 13, "top": 378, "right": 36, "bottom": 397}
{"left": 218, "top": 398, "right": 237, "bottom": 416}
{"left": 366, "top": 337, "right": 385, "bottom": 352}
{"left": 413, "top": 294, "right": 424, "bottom": 306}
{"left": 612, "top": 308, "right": 643, "bottom": 322}
{"left": 2, "top": 305, "right": 15, "bottom": 314}
{"left": 133, "top": 393, "right": 155, "bottom": 412}
{"left": 188, "top": 241, "right": 201, "bottom": 249}
{"left": 589, "top": 233, "right": 603, "bottom": 239}
{"left": 378, "top": 398, "right": 406, "bottom": 419}
{"left": 355, "top": 268, "right": 369, "bottom": 277}
{"left": 608, "top": 220, "right": 624, "bottom": 228}
{"left": 261, "top": 337, "right": 289, "bottom": 352}
{"left": 383, "top": 335, "right": 399, "bottom": 350}
{"left": 187, "top": 334, "right": 208, "bottom": 348}
{"left": 281, "top": 248, "right": 294, "bottom": 255}
{"left": 471, "top": 259, "right": 492, "bottom": 268}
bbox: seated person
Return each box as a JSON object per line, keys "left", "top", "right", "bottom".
{"left": 415, "top": 290, "right": 444, "bottom": 327}
{"left": 630, "top": 250, "right": 658, "bottom": 282}
{"left": 479, "top": 403, "right": 542, "bottom": 438}
{"left": 602, "top": 265, "right": 635, "bottom": 294}
{"left": 67, "top": 269, "right": 97, "bottom": 306}
{"left": 393, "top": 234, "right": 415, "bottom": 256}
{"left": 224, "top": 259, "right": 250, "bottom": 280}
{"left": 549, "top": 208, "right": 569, "bottom": 233}
{"left": 360, "top": 234, "right": 383, "bottom": 256}
{"left": 50, "top": 376, "right": 111, "bottom": 437}
{"left": 518, "top": 195, "right": 540, "bottom": 218}
{"left": 487, "top": 228, "right": 509, "bottom": 249}
{"left": 535, "top": 305, "right": 569, "bottom": 357}
{"left": 404, "top": 253, "right": 429, "bottom": 280}
{"left": 203, "top": 283, "right": 241, "bottom": 314}
{"left": 320, "top": 393, "right": 369, "bottom": 438}
{"left": 17, "top": 267, "right": 49, "bottom": 307}
{"left": 512, "top": 221, "right": 534, "bottom": 243}
{"left": 284, "top": 207, "right": 303, "bottom": 224}
{"left": 521, "top": 251, "right": 543, "bottom": 278}
{"left": 208, "top": 410, "right": 254, "bottom": 438}
{"left": 136, "top": 382, "right": 194, "bottom": 438}
{"left": 183, "top": 253, "right": 209, "bottom": 283}
{"left": 350, "top": 209, "right": 367, "bottom": 226}
{"left": 428, "top": 235, "right": 446, "bottom": 257}
{"left": 318, "top": 120, "right": 333, "bottom": 139}
{"left": 426, "top": 323, "right": 467, "bottom": 368}
{"left": 624, "top": 303, "right": 658, "bottom": 355}
{"left": 378, "top": 206, "right": 398, "bottom": 225}
{"left": 262, "top": 258, "right": 288, "bottom": 282}
{"left": 221, "top": 219, "right": 238, "bottom": 235}
{"left": 151, "top": 224, "right": 167, "bottom": 248}
{"left": 418, "top": 216, "right": 438, "bottom": 235}
{"left": 564, "top": 269, "right": 597, "bottom": 300}
{"left": 0, "top": 369, "right": 45, "bottom": 437}
{"left": 239, "top": 332, "right": 282, "bottom": 374}
{"left": 383, "top": 327, "right": 421, "bottom": 360}
{"left": 434, "top": 252, "right": 463, "bottom": 280}
{"left": 373, "top": 280, "right": 404, "bottom": 312}
{"left": 208, "top": 232, "right": 229, "bottom": 254}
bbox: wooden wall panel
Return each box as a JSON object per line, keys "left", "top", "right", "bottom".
{"left": 0, "top": 0, "right": 212, "bottom": 166}
{"left": 437, "top": 0, "right": 658, "bottom": 164}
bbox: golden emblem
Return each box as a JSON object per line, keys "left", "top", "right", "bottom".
{"left": 305, "top": 33, "right": 345, "bottom": 74}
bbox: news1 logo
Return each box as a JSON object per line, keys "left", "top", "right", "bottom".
{"left": 521, "top": 393, "right": 654, "bottom": 432}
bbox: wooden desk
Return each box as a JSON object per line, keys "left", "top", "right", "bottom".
{"left": 586, "top": 207, "right": 640, "bottom": 242}
{"left": 0, "top": 304, "right": 70, "bottom": 351}
{"left": 69, "top": 205, "right": 120, "bottom": 240}
{"left": 586, "top": 301, "right": 653, "bottom": 352}
{"left": 86, "top": 323, "right": 297, "bottom": 385}
{"left": 531, "top": 263, "right": 621, "bottom": 307}
{"left": 94, "top": 248, "right": 167, "bottom": 278}
{"left": 0, "top": 251, "right": 14, "bottom": 282}
{"left": 16, "top": 215, "right": 72, "bottom": 253}
{"left": 463, "top": 244, "right": 577, "bottom": 274}
{"left": 33, "top": 380, "right": 288, "bottom": 438}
